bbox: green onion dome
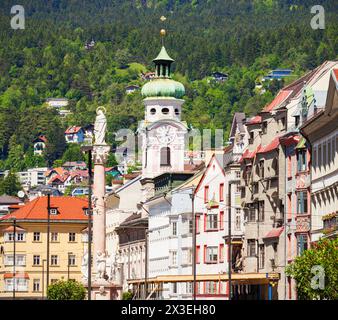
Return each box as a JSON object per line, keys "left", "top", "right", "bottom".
{"left": 141, "top": 78, "right": 185, "bottom": 99}
{"left": 141, "top": 46, "right": 185, "bottom": 99}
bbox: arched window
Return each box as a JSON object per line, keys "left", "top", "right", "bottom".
{"left": 160, "top": 147, "right": 171, "bottom": 166}
{"left": 150, "top": 108, "right": 156, "bottom": 115}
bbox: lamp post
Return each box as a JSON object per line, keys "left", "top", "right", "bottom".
{"left": 81, "top": 145, "right": 93, "bottom": 300}
{"left": 46, "top": 193, "right": 51, "bottom": 289}
{"left": 12, "top": 217, "right": 16, "bottom": 300}
{"left": 228, "top": 182, "right": 232, "bottom": 300}
{"left": 190, "top": 186, "right": 196, "bottom": 300}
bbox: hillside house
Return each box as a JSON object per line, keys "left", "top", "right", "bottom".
{"left": 65, "top": 126, "right": 85, "bottom": 144}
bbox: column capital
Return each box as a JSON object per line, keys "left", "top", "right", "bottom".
{"left": 92, "top": 144, "right": 111, "bottom": 165}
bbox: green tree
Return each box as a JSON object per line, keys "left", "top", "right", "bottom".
{"left": 6, "top": 140, "right": 26, "bottom": 172}
{"left": 0, "top": 172, "right": 22, "bottom": 196}
{"left": 47, "top": 279, "right": 86, "bottom": 300}
{"left": 286, "top": 238, "right": 338, "bottom": 300}
{"left": 115, "top": 48, "right": 131, "bottom": 69}
{"left": 122, "top": 291, "right": 133, "bottom": 300}
{"left": 61, "top": 144, "right": 84, "bottom": 163}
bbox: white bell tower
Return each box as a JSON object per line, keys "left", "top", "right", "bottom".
{"left": 138, "top": 33, "right": 187, "bottom": 178}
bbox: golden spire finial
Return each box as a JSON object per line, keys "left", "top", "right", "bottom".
{"left": 160, "top": 16, "right": 167, "bottom": 46}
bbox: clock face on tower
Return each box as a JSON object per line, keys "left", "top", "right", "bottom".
{"left": 156, "top": 125, "right": 177, "bottom": 144}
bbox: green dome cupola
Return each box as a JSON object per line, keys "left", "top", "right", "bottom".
{"left": 141, "top": 45, "right": 185, "bottom": 99}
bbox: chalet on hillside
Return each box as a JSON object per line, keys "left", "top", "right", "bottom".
{"left": 125, "top": 85, "right": 140, "bottom": 94}
{"left": 263, "top": 69, "right": 293, "bottom": 81}
{"left": 210, "top": 71, "right": 228, "bottom": 82}
{"left": 46, "top": 98, "right": 69, "bottom": 109}
{"left": 65, "top": 126, "right": 85, "bottom": 143}
{"left": 33, "top": 135, "right": 47, "bottom": 155}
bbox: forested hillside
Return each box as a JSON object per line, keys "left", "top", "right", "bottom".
{"left": 0, "top": 0, "right": 337, "bottom": 170}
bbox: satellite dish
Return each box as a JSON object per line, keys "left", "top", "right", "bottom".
{"left": 17, "top": 191, "right": 25, "bottom": 199}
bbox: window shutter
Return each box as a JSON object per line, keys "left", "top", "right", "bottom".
{"left": 196, "top": 216, "right": 200, "bottom": 234}
{"left": 204, "top": 214, "right": 207, "bottom": 232}
{"left": 196, "top": 245, "right": 200, "bottom": 264}
{"left": 220, "top": 211, "right": 224, "bottom": 230}
{"left": 203, "top": 245, "right": 207, "bottom": 263}
{"left": 204, "top": 186, "right": 209, "bottom": 203}
{"left": 219, "top": 244, "right": 224, "bottom": 262}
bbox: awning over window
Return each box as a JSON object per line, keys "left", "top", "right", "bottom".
{"left": 257, "top": 137, "right": 280, "bottom": 154}
{"left": 2, "top": 226, "right": 26, "bottom": 232}
{"left": 4, "top": 272, "right": 29, "bottom": 279}
{"left": 263, "top": 227, "right": 284, "bottom": 240}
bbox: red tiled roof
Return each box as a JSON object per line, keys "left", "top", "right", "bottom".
{"left": 45, "top": 167, "right": 68, "bottom": 177}
{"left": 263, "top": 227, "right": 284, "bottom": 239}
{"left": 34, "top": 135, "right": 47, "bottom": 143}
{"left": 65, "top": 126, "right": 82, "bottom": 134}
{"left": 262, "top": 90, "right": 292, "bottom": 112}
{"left": 241, "top": 144, "right": 262, "bottom": 161}
{"left": 4, "top": 272, "right": 29, "bottom": 279}
{"left": 257, "top": 137, "right": 280, "bottom": 154}
{"left": 0, "top": 196, "right": 88, "bottom": 221}
{"left": 246, "top": 115, "right": 262, "bottom": 125}
{"left": 49, "top": 174, "right": 67, "bottom": 184}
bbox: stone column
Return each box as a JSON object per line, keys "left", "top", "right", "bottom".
{"left": 92, "top": 144, "right": 110, "bottom": 273}
{"left": 89, "top": 107, "right": 122, "bottom": 300}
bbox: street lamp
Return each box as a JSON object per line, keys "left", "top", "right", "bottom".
{"left": 12, "top": 217, "right": 16, "bottom": 300}
{"left": 81, "top": 144, "right": 93, "bottom": 300}
{"left": 189, "top": 186, "right": 197, "bottom": 300}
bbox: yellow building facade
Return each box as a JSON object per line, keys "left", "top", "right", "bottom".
{"left": 0, "top": 196, "right": 89, "bottom": 299}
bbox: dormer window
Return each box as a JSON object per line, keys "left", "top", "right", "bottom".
{"left": 50, "top": 208, "right": 58, "bottom": 215}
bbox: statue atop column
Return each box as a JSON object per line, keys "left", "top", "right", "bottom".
{"left": 94, "top": 107, "right": 107, "bottom": 145}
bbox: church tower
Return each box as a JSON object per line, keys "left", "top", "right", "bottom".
{"left": 139, "top": 32, "right": 187, "bottom": 178}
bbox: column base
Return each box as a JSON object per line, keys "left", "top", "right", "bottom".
{"left": 86, "top": 282, "right": 123, "bottom": 300}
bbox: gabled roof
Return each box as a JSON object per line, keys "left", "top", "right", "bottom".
{"left": 65, "top": 126, "right": 83, "bottom": 134}
{"left": 45, "top": 167, "right": 68, "bottom": 177}
{"left": 229, "top": 112, "right": 246, "bottom": 138}
{"left": 0, "top": 196, "right": 88, "bottom": 221}
{"left": 0, "top": 195, "right": 22, "bottom": 205}
{"left": 33, "top": 135, "right": 47, "bottom": 143}
{"left": 194, "top": 153, "right": 225, "bottom": 195}
{"left": 262, "top": 90, "right": 293, "bottom": 112}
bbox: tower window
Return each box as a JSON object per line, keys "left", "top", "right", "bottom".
{"left": 150, "top": 108, "right": 156, "bottom": 115}
{"left": 174, "top": 108, "right": 180, "bottom": 115}
{"left": 162, "top": 108, "right": 169, "bottom": 115}
{"left": 160, "top": 147, "right": 171, "bottom": 166}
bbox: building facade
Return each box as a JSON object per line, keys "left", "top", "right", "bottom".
{"left": 301, "top": 69, "right": 338, "bottom": 242}
{"left": 17, "top": 167, "right": 48, "bottom": 190}
{"left": 0, "top": 196, "right": 88, "bottom": 299}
